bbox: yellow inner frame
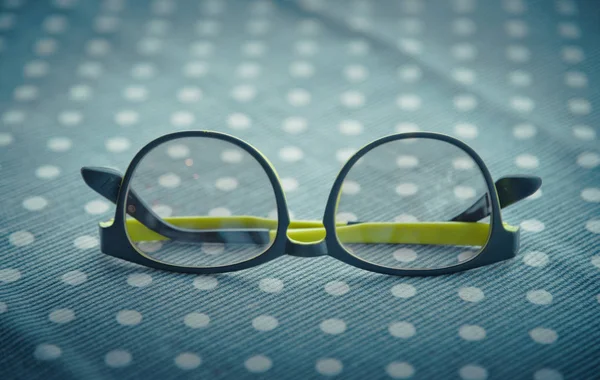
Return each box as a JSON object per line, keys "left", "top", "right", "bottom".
{"left": 117, "top": 216, "right": 515, "bottom": 246}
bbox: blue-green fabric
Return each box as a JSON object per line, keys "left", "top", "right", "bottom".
{"left": 1, "top": 0, "right": 599, "bottom": 379}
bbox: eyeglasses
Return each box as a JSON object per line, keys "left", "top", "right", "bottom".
{"left": 81, "top": 131, "right": 541, "bottom": 276}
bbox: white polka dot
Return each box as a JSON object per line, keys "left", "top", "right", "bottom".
{"left": 506, "top": 45, "right": 530, "bottom": 62}
{"left": 252, "top": 315, "right": 278, "bottom": 331}
{"left": 0, "top": 302, "right": 6, "bottom": 313}
{"left": 504, "top": 0, "right": 527, "bottom": 14}
{"left": 127, "top": 273, "right": 152, "bottom": 287}
{"left": 43, "top": 14, "right": 67, "bottom": 33}
{"left": 130, "top": 62, "right": 157, "bottom": 79}
{"left": 34, "top": 344, "right": 62, "bottom": 361}
{"left": 94, "top": 15, "right": 119, "bottom": 33}
{"left": 283, "top": 117, "right": 307, "bottom": 134}
{"left": 34, "top": 38, "right": 58, "bottom": 56}
{"left": 389, "top": 321, "right": 416, "bottom": 338}
{"left": 458, "top": 250, "right": 479, "bottom": 262}
{"left": 23, "top": 196, "right": 48, "bottom": 211}
{"left": 242, "top": 40, "right": 266, "bottom": 56}
{"left": 296, "top": 39, "right": 318, "bottom": 55}
{"left": 58, "top": 110, "right": 83, "bottom": 127}
{"left": 36, "top": 165, "right": 61, "bottom": 179}
{"left": 183, "top": 61, "right": 208, "bottom": 78}
{"left": 200, "top": 243, "right": 224, "bottom": 256}
{"left": 105, "top": 350, "right": 132, "bottom": 368}
{"left": 137, "top": 38, "right": 163, "bottom": 55}
{"left": 237, "top": 62, "right": 261, "bottom": 78}
{"left": 340, "top": 91, "right": 365, "bottom": 108}
{"left": 508, "top": 70, "right": 532, "bottom": 87}
{"left": 316, "top": 358, "right": 342, "bottom": 376}
{"left": 215, "top": 177, "right": 238, "bottom": 191}
{"left": 391, "top": 283, "right": 417, "bottom": 299}
{"left": 396, "top": 183, "right": 418, "bottom": 197}
{"left": 9, "top": 231, "right": 34, "bottom": 247}
{"left": 529, "top": 328, "right": 558, "bottom": 344}
{"left": 568, "top": 98, "right": 591, "bottom": 115}
{"left": 454, "top": 94, "right": 478, "bottom": 111}
{"left": 513, "top": 123, "right": 536, "bottom": 139}
{"left": 49, "top": 308, "right": 75, "bottom": 324}
{"left": 397, "top": 38, "right": 422, "bottom": 55}
{"left": 458, "top": 287, "right": 484, "bottom": 302}
{"left": 208, "top": 207, "right": 231, "bottom": 217}
{"left": 166, "top": 144, "right": 189, "bottom": 160}
{"left": 14, "top": 85, "right": 38, "bottom": 101}
{"left": 344, "top": 64, "right": 368, "bottom": 82}
{"left": 565, "top": 71, "right": 587, "bottom": 88}
{"left": 452, "top": 43, "right": 477, "bottom": 60}
{"left": 572, "top": 125, "right": 595, "bottom": 141}
{"left": 452, "top": 18, "right": 477, "bottom": 36}
{"left": 289, "top": 61, "right": 314, "bottom": 78}
{"left": 534, "top": 369, "right": 563, "bottom": 380}
{"left": 116, "top": 310, "right": 142, "bottom": 326}
{"left": 520, "top": 219, "right": 545, "bottom": 232}
{"left": 515, "top": 154, "right": 539, "bottom": 169}
{"left": 114, "top": 110, "right": 139, "bottom": 127}
{"left": 47, "top": 137, "right": 72, "bottom": 152}
{"left": 558, "top": 22, "right": 580, "bottom": 39}
{"left": 510, "top": 96, "right": 535, "bottom": 112}
{"left": 231, "top": 85, "right": 256, "bottom": 102}
{"left": 287, "top": 88, "right": 311, "bottom": 106}
{"left": 193, "top": 276, "right": 218, "bottom": 291}
{"left": 398, "top": 65, "right": 422, "bottom": 82}
{"left": 459, "top": 364, "right": 488, "bottom": 380}
{"left": 394, "top": 214, "right": 418, "bottom": 223}
{"left": 245, "top": 355, "right": 272, "bottom": 373}
{"left": 586, "top": 220, "right": 600, "bottom": 234}
{"left": 527, "top": 290, "right": 553, "bottom": 305}
{"left": 105, "top": 137, "right": 130, "bottom": 153}
{"left": 562, "top": 46, "right": 584, "bottom": 63}
{"left": 341, "top": 180, "right": 360, "bottom": 195}
{"left": 23, "top": 60, "right": 49, "bottom": 78}
{"left": 122, "top": 86, "right": 147, "bottom": 102}
{"left": 61, "top": 270, "right": 87, "bottom": 286}
{"left": 85, "top": 200, "right": 110, "bottom": 215}
{"left": 336, "top": 148, "right": 357, "bottom": 163}
{"left": 324, "top": 281, "right": 350, "bottom": 296}
{"left": 259, "top": 278, "right": 283, "bottom": 293}
{"left": 454, "top": 186, "right": 476, "bottom": 200}
{"left": 581, "top": 188, "right": 600, "bottom": 203}
{"left": 2, "top": 110, "right": 25, "bottom": 124}
{"left": 336, "top": 212, "right": 357, "bottom": 223}
{"left": 184, "top": 312, "right": 210, "bottom": 328}
{"left": 137, "top": 241, "right": 163, "bottom": 253}
{"left": 220, "top": 149, "right": 243, "bottom": 164}
{"left": 393, "top": 248, "right": 417, "bottom": 263}
{"left": 281, "top": 177, "right": 299, "bottom": 192}
{"left": 320, "top": 319, "right": 346, "bottom": 335}
{"left": 577, "top": 152, "right": 600, "bottom": 169}
{"left": 177, "top": 86, "right": 202, "bottom": 103}
{"left": 170, "top": 111, "right": 195, "bottom": 127}
{"left": 339, "top": 120, "right": 363, "bottom": 135}
{"left": 175, "top": 353, "right": 201, "bottom": 370}
{"left": 86, "top": 39, "right": 111, "bottom": 56}
{"left": 73, "top": 235, "right": 98, "bottom": 249}
{"left": 227, "top": 113, "right": 251, "bottom": 130}
{"left": 279, "top": 146, "right": 304, "bottom": 162}
{"left": 396, "top": 95, "right": 421, "bottom": 111}
{"left": 523, "top": 251, "right": 548, "bottom": 267}
{"left": 453, "top": 68, "right": 476, "bottom": 85}
{"left": 590, "top": 255, "right": 600, "bottom": 268}
{"left": 459, "top": 325, "right": 486, "bottom": 341}
{"left": 386, "top": 362, "right": 415, "bottom": 379}
{"left": 528, "top": 189, "right": 543, "bottom": 200}
{"left": 556, "top": 0, "right": 577, "bottom": 15}
{"left": 454, "top": 123, "right": 478, "bottom": 139}
{"left": 158, "top": 173, "right": 181, "bottom": 189}
{"left": 505, "top": 20, "right": 528, "bottom": 38}
{"left": 69, "top": 84, "right": 92, "bottom": 101}
{"left": 0, "top": 268, "right": 21, "bottom": 283}
{"left": 78, "top": 61, "right": 103, "bottom": 78}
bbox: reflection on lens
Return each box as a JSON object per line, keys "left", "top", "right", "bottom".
{"left": 124, "top": 136, "right": 278, "bottom": 268}
{"left": 334, "top": 137, "right": 491, "bottom": 270}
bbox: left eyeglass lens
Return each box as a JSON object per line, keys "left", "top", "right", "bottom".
{"left": 124, "top": 136, "right": 278, "bottom": 268}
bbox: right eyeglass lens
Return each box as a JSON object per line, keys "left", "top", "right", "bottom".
{"left": 123, "top": 136, "right": 279, "bottom": 268}
{"left": 334, "top": 137, "right": 492, "bottom": 270}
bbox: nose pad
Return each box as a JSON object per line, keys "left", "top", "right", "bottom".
{"left": 285, "top": 224, "right": 328, "bottom": 257}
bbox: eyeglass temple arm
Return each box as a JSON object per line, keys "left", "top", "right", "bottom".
{"left": 450, "top": 176, "right": 542, "bottom": 223}
{"left": 81, "top": 166, "right": 270, "bottom": 244}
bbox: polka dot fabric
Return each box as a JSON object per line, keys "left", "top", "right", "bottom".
{"left": 0, "top": 0, "right": 598, "bottom": 379}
